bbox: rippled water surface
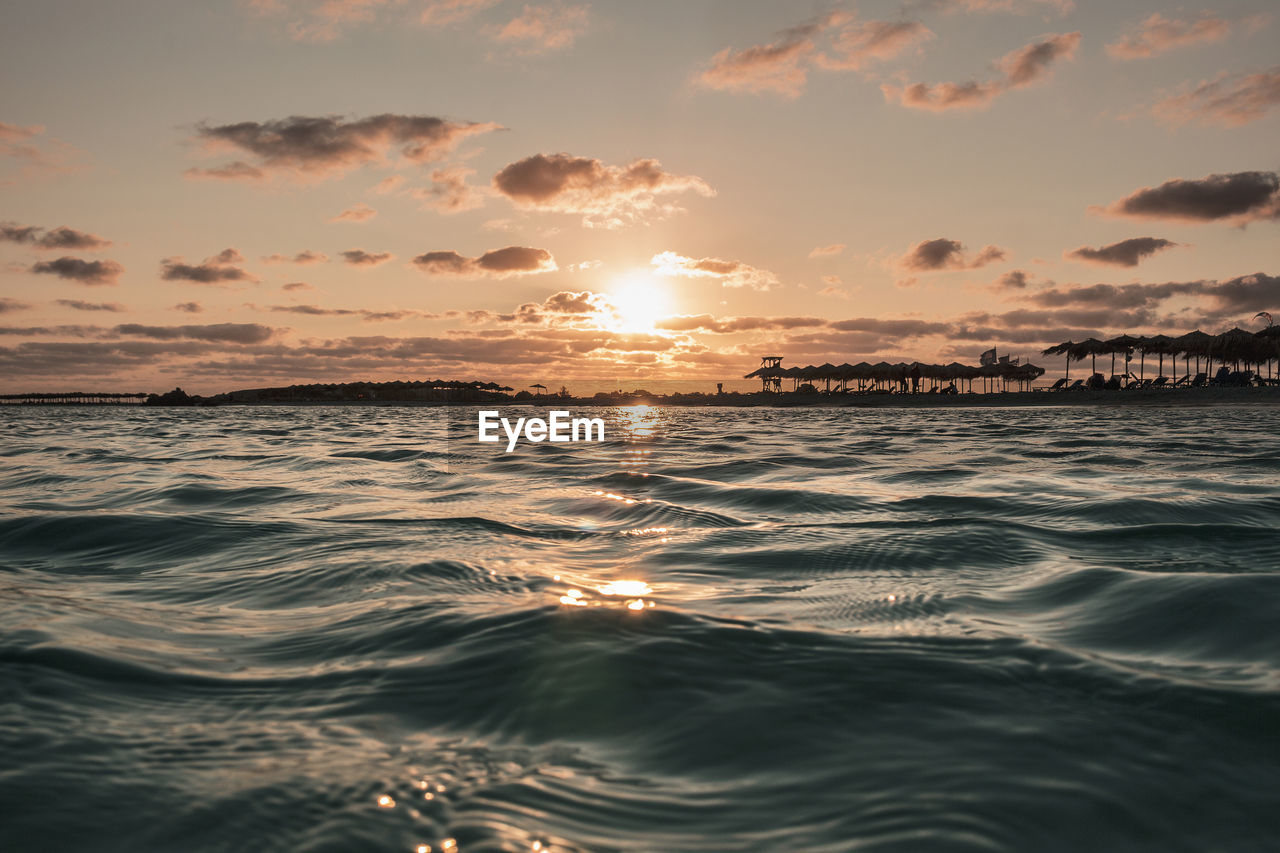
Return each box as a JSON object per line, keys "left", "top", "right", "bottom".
{"left": 2, "top": 404, "right": 1279, "bottom": 852}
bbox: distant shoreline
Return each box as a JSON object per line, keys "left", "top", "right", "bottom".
{"left": 9, "top": 386, "right": 1278, "bottom": 409}
{"left": 228, "top": 387, "right": 1280, "bottom": 408}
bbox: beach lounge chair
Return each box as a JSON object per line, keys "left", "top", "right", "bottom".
{"left": 1151, "top": 376, "right": 1168, "bottom": 388}
{"left": 1048, "top": 378, "right": 1067, "bottom": 391}
{"left": 1171, "top": 373, "right": 1190, "bottom": 387}
{"left": 1067, "top": 379, "right": 1084, "bottom": 390}
{"left": 1189, "top": 372, "right": 1207, "bottom": 387}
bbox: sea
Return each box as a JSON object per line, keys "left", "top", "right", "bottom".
{"left": 2, "top": 404, "right": 1278, "bottom": 852}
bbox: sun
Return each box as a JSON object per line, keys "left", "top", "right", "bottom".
{"left": 609, "top": 271, "right": 670, "bottom": 334}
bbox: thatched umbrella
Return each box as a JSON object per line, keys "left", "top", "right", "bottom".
{"left": 1068, "top": 338, "right": 1108, "bottom": 377}
{"left": 855, "top": 361, "right": 875, "bottom": 389}
{"left": 1173, "top": 330, "right": 1213, "bottom": 378}
{"left": 1257, "top": 326, "right": 1280, "bottom": 379}
{"left": 530, "top": 383, "right": 547, "bottom": 395}
{"left": 1041, "top": 341, "right": 1074, "bottom": 382}
{"left": 1139, "top": 334, "right": 1174, "bottom": 380}
{"left": 1213, "top": 327, "right": 1266, "bottom": 369}
{"left": 869, "top": 361, "right": 895, "bottom": 391}
{"left": 835, "top": 363, "right": 857, "bottom": 392}
{"left": 1104, "top": 334, "right": 1140, "bottom": 380}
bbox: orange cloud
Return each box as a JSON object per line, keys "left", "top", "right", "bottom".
{"left": 651, "top": 251, "right": 779, "bottom": 290}
{"left": 1151, "top": 67, "right": 1280, "bottom": 128}
{"left": 1106, "top": 13, "right": 1230, "bottom": 60}
{"left": 808, "top": 243, "right": 845, "bottom": 258}
{"left": 494, "top": 2, "right": 589, "bottom": 53}
{"left": 329, "top": 202, "right": 377, "bottom": 222}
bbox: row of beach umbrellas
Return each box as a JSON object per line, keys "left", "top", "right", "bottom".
{"left": 745, "top": 359, "right": 1045, "bottom": 392}
{"left": 1041, "top": 326, "right": 1280, "bottom": 381}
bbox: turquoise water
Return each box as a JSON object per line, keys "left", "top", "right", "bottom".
{"left": 2, "top": 405, "right": 1278, "bottom": 852}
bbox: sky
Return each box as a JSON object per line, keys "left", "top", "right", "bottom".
{"left": 1, "top": 0, "right": 1277, "bottom": 394}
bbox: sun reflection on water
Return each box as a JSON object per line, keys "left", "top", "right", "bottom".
{"left": 555, "top": 578, "right": 656, "bottom": 611}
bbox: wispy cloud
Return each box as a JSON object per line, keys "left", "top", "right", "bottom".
{"left": 651, "top": 251, "right": 779, "bottom": 290}
{"left": 1106, "top": 13, "right": 1231, "bottom": 60}
{"left": 494, "top": 2, "right": 589, "bottom": 53}
{"left": 699, "top": 11, "right": 930, "bottom": 99}
{"left": 1151, "top": 67, "right": 1280, "bottom": 128}
{"left": 329, "top": 202, "right": 377, "bottom": 222}
{"left": 882, "top": 32, "right": 1080, "bottom": 111}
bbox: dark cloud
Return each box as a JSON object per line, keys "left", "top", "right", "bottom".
{"left": 56, "top": 299, "right": 126, "bottom": 312}
{"left": 1, "top": 222, "right": 112, "bottom": 250}
{"left": 492, "top": 153, "right": 713, "bottom": 227}
{"left": 828, "top": 317, "right": 952, "bottom": 336}
{"left": 898, "top": 238, "right": 1007, "bottom": 271}
{"left": 113, "top": 323, "right": 278, "bottom": 344}
{"left": 172, "top": 302, "right": 203, "bottom": 313}
{"left": 281, "top": 282, "right": 313, "bottom": 292}
{"left": 1203, "top": 272, "right": 1279, "bottom": 314}
{"left": 412, "top": 246, "right": 556, "bottom": 277}
{"left": 30, "top": 256, "right": 124, "bottom": 285}
{"left": 160, "top": 249, "right": 252, "bottom": 284}
{"left": 0, "top": 325, "right": 100, "bottom": 337}
{"left": 1066, "top": 237, "right": 1181, "bottom": 267}
{"left": 0, "top": 297, "right": 31, "bottom": 313}
{"left": 882, "top": 32, "right": 1080, "bottom": 111}
{"left": 190, "top": 114, "right": 501, "bottom": 180}
{"left": 1152, "top": 67, "right": 1280, "bottom": 128}
{"left": 993, "top": 270, "right": 1031, "bottom": 289}
{"left": 340, "top": 249, "right": 394, "bottom": 266}
{"left": 1095, "top": 171, "right": 1280, "bottom": 224}
{"left": 1023, "top": 280, "right": 1204, "bottom": 310}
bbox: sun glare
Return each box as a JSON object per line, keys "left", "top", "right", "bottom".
{"left": 610, "top": 272, "right": 670, "bottom": 334}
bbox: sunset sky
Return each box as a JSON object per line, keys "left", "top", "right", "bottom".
{"left": 1, "top": 0, "right": 1277, "bottom": 393}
